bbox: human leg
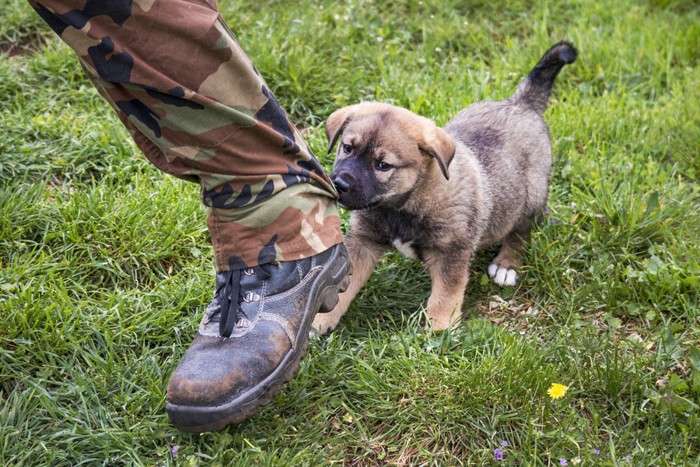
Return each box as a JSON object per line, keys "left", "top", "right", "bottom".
{"left": 28, "top": 0, "right": 348, "bottom": 431}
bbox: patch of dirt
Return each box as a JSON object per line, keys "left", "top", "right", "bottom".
{"left": 479, "top": 295, "right": 543, "bottom": 340}
{"left": 0, "top": 32, "right": 46, "bottom": 57}
{"left": 480, "top": 294, "right": 657, "bottom": 353}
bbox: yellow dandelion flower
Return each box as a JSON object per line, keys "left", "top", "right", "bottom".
{"left": 547, "top": 383, "right": 569, "bottom": 399}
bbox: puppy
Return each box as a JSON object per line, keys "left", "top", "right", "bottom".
{"left": 313, "top": 42, "right": 577, "bottom": 333}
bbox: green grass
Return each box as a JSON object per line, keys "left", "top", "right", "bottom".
{"left": 1, "top": 0, "right": 698, "bottom": 464}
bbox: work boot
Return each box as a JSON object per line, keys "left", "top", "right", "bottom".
{"left": 166, "top": 244, "right": 350, "bottom": 433}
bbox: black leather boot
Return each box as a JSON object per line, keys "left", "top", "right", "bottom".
{"left": 166, "top": 244, "right": 350, "bottom": 432}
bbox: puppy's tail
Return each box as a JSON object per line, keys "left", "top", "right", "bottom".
{"left": 511, "top": 41, "right": 577, "bottom": 114}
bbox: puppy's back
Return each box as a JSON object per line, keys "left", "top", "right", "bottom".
{"left": 446, "top": 101, "right": 551, "bottom": 245}
{"left": 444, "top": 42, "right": 576, "bottom": 244}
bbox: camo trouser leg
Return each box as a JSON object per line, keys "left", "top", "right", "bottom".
{"left": 28, "top": 0, "right": 343, "bottom": 271}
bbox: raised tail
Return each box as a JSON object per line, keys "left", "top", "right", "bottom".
{"left": 511, "top": 41, "right": 577, "bottom": 114}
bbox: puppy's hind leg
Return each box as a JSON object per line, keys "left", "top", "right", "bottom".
{"left": 488, "top": 219, "right": 533, "bottom": 287}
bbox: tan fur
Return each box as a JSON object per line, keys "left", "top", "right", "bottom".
{"left": 313, "top": 42, "right": 575, "bottom": 333}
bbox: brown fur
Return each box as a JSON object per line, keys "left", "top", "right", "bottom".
{"left": 313, "top": 42, "right": 576, "bottom": 333}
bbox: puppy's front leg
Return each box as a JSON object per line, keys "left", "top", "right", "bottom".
{"left": 423, "top": 250, "right": 472, "bottom": 330}
{"left": 312, "top": 233, "right": 386, "bottom": 334}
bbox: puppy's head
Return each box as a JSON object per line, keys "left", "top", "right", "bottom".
{"left": 326, "top": 102, "right": 456, "bottom": 210}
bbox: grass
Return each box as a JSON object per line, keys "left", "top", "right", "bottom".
{"left": 1, "top": 0, "right": 698, "bottom": 464}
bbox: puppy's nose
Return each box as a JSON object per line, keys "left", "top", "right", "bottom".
{"left": 332, "top": 174, "right": 351, "bottom": 193}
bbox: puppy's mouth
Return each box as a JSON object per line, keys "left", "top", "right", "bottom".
{"left": 337, "top": 198, "right": 380, "bottom": 211}
{"left": 338, "top": 189, "right": 415, "bottom": 211}
{"left": 337, "top": 188, "right": 416, "bottom": 211}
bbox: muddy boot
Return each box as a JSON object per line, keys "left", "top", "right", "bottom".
{"left": 166, "top": 244, "right": 350, "bottom": 432}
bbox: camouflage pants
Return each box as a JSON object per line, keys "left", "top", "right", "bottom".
{"left": 28, "top": 0, "right": 343, "bottom": 271}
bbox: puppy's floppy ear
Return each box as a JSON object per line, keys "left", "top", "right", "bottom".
{"left": 326, "top": 105, "right": 359, "bottom": 154}
{"left": 417, "top": 125, "right": 456, "bottom": 180}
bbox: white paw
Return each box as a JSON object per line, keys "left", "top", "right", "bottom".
{"left": 488, "top": 263, "right": 518, "bottom": 287}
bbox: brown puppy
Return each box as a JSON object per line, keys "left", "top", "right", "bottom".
{"left": 313, "top": 42, "right": 577, "bottom": 333}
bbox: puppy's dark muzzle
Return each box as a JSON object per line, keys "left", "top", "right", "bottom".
{"left": 331, "top": 171, "right": 372, "bottom": 209}
{"left": 331, "top": 173, "right": 352, "bottom": 194}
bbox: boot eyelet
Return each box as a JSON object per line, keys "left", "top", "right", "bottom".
{"left": 243, "top": 291, "right": 260, "bottom": 302}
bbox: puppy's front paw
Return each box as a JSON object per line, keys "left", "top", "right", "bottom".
{"left": 312, "top": 312, "right": 340, "bottom": 335}
{"left": 424, "top": 313, "right": 461, "bottom": 331}
{"left": 488, "top": 263, "right": 518, "bottom": 287}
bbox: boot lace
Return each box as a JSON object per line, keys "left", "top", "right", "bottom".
{"left": 217, "top": 263, "right": 273, "bottom": 338}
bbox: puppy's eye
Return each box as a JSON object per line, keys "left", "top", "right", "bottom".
{"left": 375, "top": 160, "right": 393, "bottom": 172}
{"left": 342, "top": 144, "right": 353, "bottom": 154}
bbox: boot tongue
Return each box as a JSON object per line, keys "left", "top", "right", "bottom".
{"left": 212, "top": 265, "right": 275, "bottom": 338}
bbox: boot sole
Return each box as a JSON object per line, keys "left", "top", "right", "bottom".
{"left": 166, "top": 244, "right": 350, "bottom": 432}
